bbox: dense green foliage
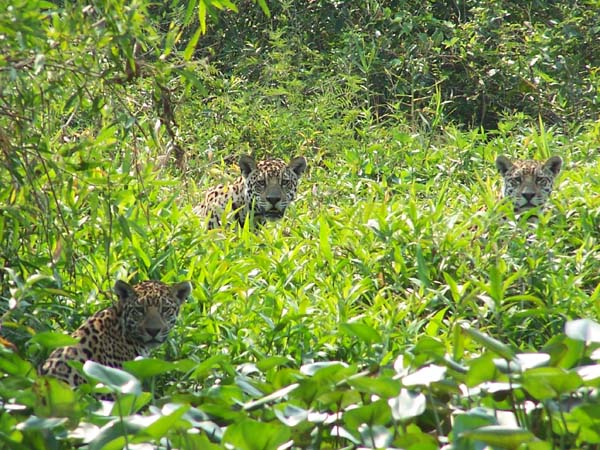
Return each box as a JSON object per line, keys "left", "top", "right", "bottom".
{"left": 1, "top": 0, "right": 600, "bottom": 448}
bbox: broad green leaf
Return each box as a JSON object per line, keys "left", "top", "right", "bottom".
{"left": 343, "top": 399, "right": 391, "bottom": 431}
{"left": 543, "top": 335, "right": 585, "bottom": 369}
{"left": 83, "top": 361, "right": 141, "bottom": 395}
{"left": 222, "top": 419, "right": 291, "bottom": 450}
{"left": 109, "top": 392, "right": 152, "bottom": 416}
{"left": 358, "top": 423, "right": 393, "bottom": 448}
{"left": 452, "top": 408, "right": 497, "bottom": 440}
{"left": 522, "top": 367, "right": 583, "bottom": 400}
{"left": 143, "top": 404, "right": 190, "bottom": 439}
{"left": 122, "top": 358, "right": 177, "bottom": 379}
{"left": 190, "top": 354, "right": 229, "bottom": 379}
{"left": 88, "top": 418, "right": 145, "bottom": 450}
{"left": 34, "top": 377, "right": 81, "bottom": 418}
{"left": 347, "top": 375, "right": 399, "bottom": 398}
{"left": 0, "top": 347, "right": 35, "bottom": 377}
{"left": 256, "top": 356, "right": 292, "bottom": 372}
{"left": 29, "top": 331, "right": 78, "bottom": 349}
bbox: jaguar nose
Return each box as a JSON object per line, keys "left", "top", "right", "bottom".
{"left": 266, "top": 193, "right": 281, "bottom": 206}
{"left": 145, "top": 327, "right": 161, "bottom": 338}
{"left": 522, "top": 192, "right": 535, "bottom": 202}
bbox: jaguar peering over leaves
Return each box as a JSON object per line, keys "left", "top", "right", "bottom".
{"left": 40, "top": 279, "right": 192, "bottom": 387}
{"left": 194, "top": 155, "right": 307, "bottom": 229}
{"left": 495, "top": 155, "right": 563, "bottom": 215}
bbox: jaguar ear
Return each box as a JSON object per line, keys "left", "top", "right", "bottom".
{"left": 239, "top": 155, "right": 257, "bottom": 178}
{"left": 171, "top": 281, "right": 192, "bottom": 305}
{"left": 543, "top": 155, "right": 562, "bottom": 176}
{"left": 114, "top": 280, "right": 136, "bottom": 305}
{"left": 495, "top": 155, "right": 513, "bottom": 176}
{"left": 288, "top": 156, "right": 307, "bottom": 177}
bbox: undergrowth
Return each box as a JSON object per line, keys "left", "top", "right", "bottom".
{"left": 1, "top": 0, "right": 600, "bottom": 449}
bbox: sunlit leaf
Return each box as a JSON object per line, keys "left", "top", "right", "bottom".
{"left": 565, "top": 319, "right": 600, "bottom": 344}
{"left": 273, "top": 404, "right": 308, "bottom": 427}
{"left": 388, "top": 388, "right": 426, "bottom": 421}
{"left": 403, "top": 365, "right": 447, "bottom": 387}
{"left": 83, "top": 361, "right": 141, "bottom": 395}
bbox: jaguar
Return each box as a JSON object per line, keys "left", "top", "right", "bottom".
{"left": 495, "top": 155, "right": 562, "bottom": 214}
{"left": 39, "top": 279, "right": 192, "bottom": 387}
{"left": 194, "top": 155, "right": 307, "bottom": 229}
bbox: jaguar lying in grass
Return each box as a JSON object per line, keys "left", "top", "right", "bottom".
{"left": 194, "top": 155, "right": 307, "bottom": 229}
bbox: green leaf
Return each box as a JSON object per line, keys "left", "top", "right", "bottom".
{"left": 183, "top": 27, "right": 202, "bottom": 61}
{"left": 143, "top": 404, "right": 191, "bottom": 439}
{"left": 88, "top": 418, "right": 145, "bottom": 450}
{"left": 0, "top": 347, "right": 35, "bottom": 377}
{"left": 465, "top": 354, "right": 498, "bottom": 387}
{"left": 30, "top": 331, "right": 78, "bottom": 350}
{"left": 255, "top": 356, "right": 291, "bottom": 372}
{"left": 122, "top": 358, "right": 178, "bottom": 379}
{"left": 343, "top": 399, "right": 391, "bottom": 430}
{"left": 273, "top": 404, "right": 308, "bottom": 427}
{"left": 198, "top": 0, "right": 207, "bottom": 34}
{"left": 300, "top": 361, "right": 349, "bottom": 377}
{"left": 16, "top": 416, "right": 67, "bottom": 431}
{"left": 222, "top": 419, "right": 291, "bottom": 450}
{"left": 318, "top": 216, "right": 333, "bottom": 264}
{"left": 522, "top": 367, "right": 583, "bottom": 400}
{"left": 83, "top": 361, "right": 141, "bottom": 395}
{"left": 255, "top": 0, "right": 271, "bottom": 17}
{"left": 346, "top": 375, "right": 399, "bottom": 398}
{"left": 461, "top": 425, "right": 537, "bottom": 448}
{"left": 340, "top": 322, "right": 382, "bottom": 344}
{"left": 35, "top": 377, "right": 81, "bottom": 418}
{"left": 358, "top": 423, "right": 393, "bottom": 448}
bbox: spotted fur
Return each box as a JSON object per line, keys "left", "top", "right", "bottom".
{"left": 194, "top": 155, "right": 307, "bottom": 229}
{"left": 495, "top": 155, "right": 562, "bottom": 214}
{"left": 40, "top": 280, "right": 192, "bottom": 387}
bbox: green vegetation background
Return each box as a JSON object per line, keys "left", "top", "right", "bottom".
{"left": 1, "top": 0, "right": 600, "bottom": 448}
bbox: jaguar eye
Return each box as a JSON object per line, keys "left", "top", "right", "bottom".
{"left": 509, "top": 177, "right": 522, "bottom": 186}
{"left": 255, "top": 179, "right": 266, "bottom": 189}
